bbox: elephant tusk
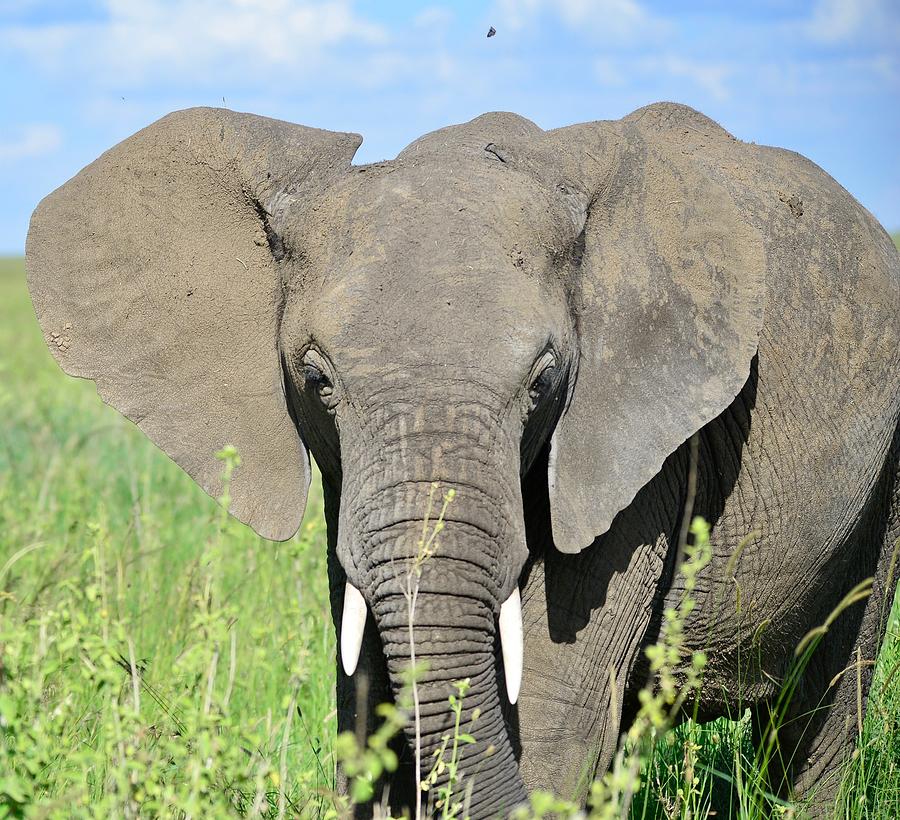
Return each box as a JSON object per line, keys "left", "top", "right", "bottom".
{"left": 341, "top": 581, "right": 367, "bottom": 676}
{"left": 499, "top": 586, "right": 523, "bottom": 704}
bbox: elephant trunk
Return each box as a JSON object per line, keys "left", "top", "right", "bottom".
{"left": 339, "top": 459, "right": 529, "bottom": 817}
{"left": 370, "top": 552, "right": 526, "bottom": 817}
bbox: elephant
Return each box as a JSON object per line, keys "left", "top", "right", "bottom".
{"left": 26, "top": 102, "right": 900, "bottom": 817}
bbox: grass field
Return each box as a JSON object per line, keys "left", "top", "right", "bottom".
{"left": 1, "top": 246, "right": 899, "bottom": 818}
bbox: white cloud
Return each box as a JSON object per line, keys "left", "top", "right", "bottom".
{"left": 3, "top": 0, "right": 387, "bottom": 84}
{"left": 593, "top": 56, "right": 625, "bottom": 86}
{"left": 556, "top": 0, "right": 652, "bottom": 37}
{"left": 803, "top": 0, "right": 900, "bottom": 44}
{"left": 0, "top": 124, "right": 62, "bottom": 162}
{"left": 805, "top": 0, "right": 871, "bottom": 42}
{"left": 496, "top": 0, "right": 666, "bottom": 41}
{"left": 494, "top": 0, "right": 542, "bottom": 31}
{"left": 644, "top": 55, "right": 732, "bottom": 102}
{"left": 593, "top": 54, "right": 732, "bottom": 101}
{"left": 412, "top": 6, "right": 454, "bottom": 31}
{"left": 350, "top": 50, "right": 457, "bottom": 90}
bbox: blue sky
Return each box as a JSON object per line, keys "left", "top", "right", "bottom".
{"left": 1, "top": 0, "right": 897, "bottom": 253}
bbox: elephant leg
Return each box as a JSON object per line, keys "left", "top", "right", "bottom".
{"left": 769, "top": 577, "right": 890, "bottom": 815}
{"left": 761, "top": 434, "right": 900, "bottom": 816}
{"left": 513, "top": 449, "right": 679, "bottom": 801}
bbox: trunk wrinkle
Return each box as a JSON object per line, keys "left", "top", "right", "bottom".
{"left": 337, "top": 440, "right": 529, "bottom": 812}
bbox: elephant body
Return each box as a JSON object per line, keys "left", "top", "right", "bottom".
{"left": 26, "top": 102, "right": 900, "bottom": 817}
{"left": 517, "top": 127, "right": 900, "bottom": 805}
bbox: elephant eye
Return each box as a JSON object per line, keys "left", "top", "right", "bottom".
{"left": 527, "top": 351, "right": 557, "bottom": 410}
{"left": 303, "top": 365, "right": 332, "bottom": 394}
{"left": 300, "top": 349, "right": 336, "bottom": 404}
{"left": 528, "top": 370, "right": 552, "bottom": 401}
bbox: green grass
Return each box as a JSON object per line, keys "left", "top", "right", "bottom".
{"left": 0, "top": 256, "right": 336, "bottom": 815}
{"left": 1, "top": 251, "right": 899, "bottom": 818}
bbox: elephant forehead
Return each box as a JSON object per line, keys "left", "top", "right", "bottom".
{"left": 299, "top": 257, "right": 567, "bottom": 377}
{"left": 298, "top": 158, "right": 575, "bottom": 267}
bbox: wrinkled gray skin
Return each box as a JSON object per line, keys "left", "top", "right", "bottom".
{"left": 26, "top": 103, "right": 900, "bottom": 817}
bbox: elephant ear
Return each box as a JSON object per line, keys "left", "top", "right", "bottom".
{"left": 26, "top": 107, "right": 361, "bottom": 541}
{"left": 546, "top": 103, "right": 767, "bottom": 553}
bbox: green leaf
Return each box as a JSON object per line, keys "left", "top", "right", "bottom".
{"left": 350, "top": 777, "right": 373, "bottom": 803}
{"left": 0, "top": 776, "right": 28, "bottom": 803}
{"left": 382, "top": 748, "right": 398, "bottom": 772}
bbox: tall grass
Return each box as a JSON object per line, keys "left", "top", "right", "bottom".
{"left": 1, "top": 257, "right": 336, "bottom": 815}
{"left": 1, "top": 251, "right": 899, "bottom": 817}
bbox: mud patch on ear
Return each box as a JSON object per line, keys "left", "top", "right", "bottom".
{"left": 778, "top": 191, "right": 804, "bottom": 218}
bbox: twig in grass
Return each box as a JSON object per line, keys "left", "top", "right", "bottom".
{"left": 857, "top": 646, "right": 864, "bottom": 738}
{"left": 203, "top": 647, "right": 219, "bottom": 717}
{"left": 277, "top": 683, "right": 299, "bottom": 820}
{"left": 112, "top": 653, "right": 187, "bottom": 735}
{"left": 795, "top": 578, "right": 873, "bottom": 657}
{"left": 223, "top": 628, "right": 237, "bottom": 709}
{"left": 0, "top": 540, "right": 49, "bottom": 583}
{"left": 401, "top": 481, "right": 456, "bottom": 820}
{"left": 828, "top": 658, "right": 877, "bottom": 689}
{"left": 295, "top": 703, "right": 331, "bottom": 792}
{"left": 127, "top": 636, "right": 140, "bottom": 713}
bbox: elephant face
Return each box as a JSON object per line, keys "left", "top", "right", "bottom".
{"left": 280, "top": 158, "right": 577, "bottom": 587}
{"left": 26, "top": 103, "right": 769, "bottom": 812}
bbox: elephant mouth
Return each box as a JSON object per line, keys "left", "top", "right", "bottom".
{"left": 339, "top": 578, "right": 524, "bottom": 706}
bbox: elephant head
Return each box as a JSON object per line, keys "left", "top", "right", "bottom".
{"left": 26, "top": 104, "right": 766, "bottom": 813}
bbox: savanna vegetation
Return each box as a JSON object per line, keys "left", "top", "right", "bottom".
{"left": 2, "top": 246, "right": 899, "bottom": 818}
